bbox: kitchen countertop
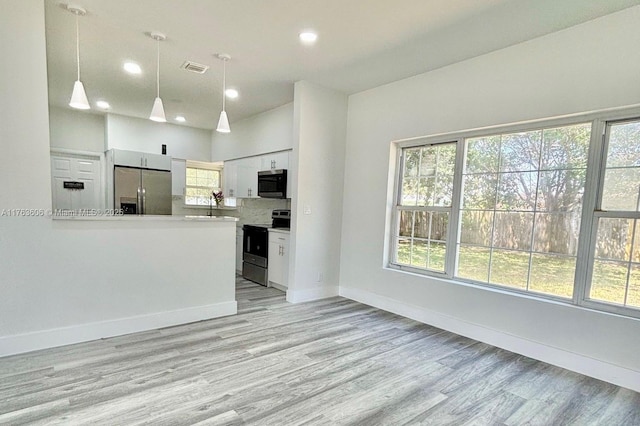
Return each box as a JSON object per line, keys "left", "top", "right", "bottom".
{"left": 52, "top": 214, "right": 238, "bottom": 222}
{"left": 268, "top": 227, "right": 290, "bottom": 234}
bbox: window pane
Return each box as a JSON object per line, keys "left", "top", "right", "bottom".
{"left": 533, "top": 213, "right": 580, "bottom": 256}
{"left": 536, "top": 169, "right": 585, "bottom": 212}
{"left": 417, "top": 177, "right": 435, "bottom": 206}
{"left": 590, "top": 260, "right": 628, "bottom": 305}
{"left": 398, "top": 211, "right": 413, "bottom": 237}
{"left": 457, "top": 245, "right": 490, "bottom": 282}
{"left": 401, "top": 178, "right": 418, "bottom": 206}
{"left": 462, "top": 173, "right": 498, "bottom": 210}
{"left": 429, "top": 242, "right": 446, "bottom": 272}
{"left": 490, "top": 249, "right": 529, "bottom": 290}
{"left": 396, "top": 239, "right": 411, "bottom": 265}
{"left": 540, "top": 124, "right": 590, "bottom": 170}
{"left": 627, "top": 264, "right": 640, "bottom": 308}
{"left": 601, "top": 168, "right": 640, "bottom": 211}
{"left": 500, "top": 130, "right": 542, "bottom": 172}
{"left": 404, "top": 148, "right": 420, "bottom": 177}
{"left": 529, "top": 254, "right": 575, "bottom": 298}
{"left": 497, "top": 171, "right": 538, "bottom": 211}
{"left": 460, "top": 210, "right": 493, "bottom": 246}
{"left": 430, "top": 212, "right": 448, "bottom": 241}
{"left": 411, "top": 240, "right": 428, "bottom": 267}
{"left": 594, "top": 218, "right": 633, "bottom": 262}
{"left": 492, "top": 212, "right": 534, "bottom": 251}
{"left": 465, "top": 135, "right": 500, "bottom": 174}
{"left": 606, "top": 121, "right": 640, "bottom": 168}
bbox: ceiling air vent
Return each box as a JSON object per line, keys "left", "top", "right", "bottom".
{"left": 180, "top": 61, "right": 209, "bottom": 74}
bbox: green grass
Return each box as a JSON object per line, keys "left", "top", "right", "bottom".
{"left": 396, "top": 243, "right": 640, "bottom": 308}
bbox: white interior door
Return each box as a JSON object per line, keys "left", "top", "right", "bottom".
{"left": 51, "top": 154, "right": 102, "bottom": 211}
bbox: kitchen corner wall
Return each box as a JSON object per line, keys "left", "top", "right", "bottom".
{"left": 287, "top": 81, "right": 348, "bottom": 303}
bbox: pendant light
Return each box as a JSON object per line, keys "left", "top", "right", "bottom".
{"left": 67, "top": 4, "right": 90, "bottom": 110}
{"left": 149, "top": 32, "right": 166, "bottom": 122}
{"left": 215, "top": 54, "right": 231, "bottom": 133}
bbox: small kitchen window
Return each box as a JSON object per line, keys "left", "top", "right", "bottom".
{"left": 185, "top": 163, "right": 221, "bottom": 206}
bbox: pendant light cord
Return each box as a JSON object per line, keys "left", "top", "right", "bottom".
{"left": 222, "top": 59, "right": 226, "bottom": 111}
{"left": 75, "top": 13, "right": 81, "bottom": 81}
{"left": 156, "top": 38, "right": 160, "bottom": 98}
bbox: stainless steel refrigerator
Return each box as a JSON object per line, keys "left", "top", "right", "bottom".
{"left": 114, "top": 166, "right": 172, "bottom": 215}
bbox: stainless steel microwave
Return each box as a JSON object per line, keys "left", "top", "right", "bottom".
{"left": 257, "top": 169, "right": 287, "bottom": 198}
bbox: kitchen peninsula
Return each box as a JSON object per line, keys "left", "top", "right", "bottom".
{"left": 0, "top": 214, "right": 237, "bottom": 356}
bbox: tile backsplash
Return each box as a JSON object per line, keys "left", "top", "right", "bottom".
{"left": 172, "top": 196, "right": 289, "bottom": 226}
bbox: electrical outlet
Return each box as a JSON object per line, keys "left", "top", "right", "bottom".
{"left": 303, "top": 204, "right": 312, "bottom": 215}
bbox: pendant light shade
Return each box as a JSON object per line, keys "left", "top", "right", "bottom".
{"left": 150, "top": 97, "right": 166, "bottom": 122}
{"left": 67, "top": 4, "right": 90, "bottom": 110}
{"left": 69, "top": 80, "right": 90, "bottom": 110}
{"left": 216, "top": 54, "right": 231, "bottom": 133}
{"left": 149, "top": 32, "right": 166, "bottom": 122}
{"left": 216, "top": 110, "right": 230, "bottom": 133}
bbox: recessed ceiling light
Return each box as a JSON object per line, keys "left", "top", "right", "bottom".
{"left": 299, "top": 31, "right": 318, "bottom": 44}
{"left": 225, "top": 89, "right": 239, "bottom": 99}
{"left": 96, "top": 100, "right": 110, "bottom": 109}
{"left": 175, "top": 115, "right": 186, "bottom": 122}
{"left": 123, "top": 62, "right": 142, "bottom": 74}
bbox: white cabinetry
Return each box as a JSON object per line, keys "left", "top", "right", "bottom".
{"left": 112, "top": 149, "right": 171, "bottom": 171}
{"left": 223, "top": 160, "right": 238, "bottom": 198}
{"left": 260, "top": 151, "right": 289, "bottom": 171}
{"left": 236, "top": 157, "right": 260, "bottom": 198}
{"left": 223, "top": 157, "right": 259, "bottom": 198}
{"left": 268, "top": 230, "right": 290, "bottom": 289}
{"left": 223, "top": 150, "right": 292, "bottom": 199}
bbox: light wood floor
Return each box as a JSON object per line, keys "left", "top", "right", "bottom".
{"left": 1, "top": 278, "right": 639, "bottom": 425}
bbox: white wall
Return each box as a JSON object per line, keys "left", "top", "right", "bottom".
{"left": 340, "top": 6, "right": 640, "bottom": 391}
{"left": 211, "top": 103, "right": 293, "bottom": 161}
{"left": 49, "top": 106, "right": 105, "bottom": 153}
{"left": 0, "top": 1, "right": 236, "bottom": 357}
{"left": 106, "top": 113, "right": 212, "bottom": 161}
{"left": 288, "top": 81, "right": 347, "bottom": 302}
{"left": 0, "top": 0, "right": 51, "bottom": 210}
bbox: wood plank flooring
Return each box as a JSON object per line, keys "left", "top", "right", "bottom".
{"left": 1, "top": 277, "right": 639, "bottom": 425}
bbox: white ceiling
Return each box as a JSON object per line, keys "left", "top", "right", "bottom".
{"left": 44, "top": 0, "right": 640, "bottom": 130}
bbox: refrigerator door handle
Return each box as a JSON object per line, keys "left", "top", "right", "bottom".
{"left": 142, "top": 188, "right": 146, "bottom": 214}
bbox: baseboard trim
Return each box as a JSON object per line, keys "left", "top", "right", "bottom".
{"left": 287, "top": 285, "right": 339, "bottom": 303}
{"left": 0, "top": 301, "right": 237, "bottom": 357}
{"left": 339, "top": 286, "right": 640, "bottom": 393}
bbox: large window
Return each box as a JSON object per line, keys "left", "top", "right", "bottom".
{"left": 590, "top": 119, "right": 640, "bottom": 309}
{"left": 390, "top": 111, "right": 640, "bottom": 318}
{"left": 394, "top": 142, "right": 456, "bottom": 273}
{"left": 458, "top": 124, "right": 590, "bottom": 298}
{"left": 185, "top": 165, "right": 221, "bottom": 206}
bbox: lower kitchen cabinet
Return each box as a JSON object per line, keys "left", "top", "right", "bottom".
{"left": 268, "top": 231, "right": 289, "bottom": 289}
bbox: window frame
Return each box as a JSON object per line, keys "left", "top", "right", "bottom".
{"left": 184, "top": 161, "right": 222, "bottom": 207}
{"left": 388, "top": 106, "right": 640, "bottom": 320}
{"left": 389, "top": 138, "right": 464, "bottom": 278}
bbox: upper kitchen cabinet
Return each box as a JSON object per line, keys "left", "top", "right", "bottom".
{"left": 112, "top": 149, "right": 171, "bottom": 171}
{"left": 223, "top": 150, "right": 292, "bottom": 199}
{"left": 260, "top": 151, "right": 289, "bottom": 171}
{"left": 223, "top": 160, "right": 238, "bottom": 198}
{"left": 223, "top": 157, "right": 259, "bottom": 198}
{"left": 236, "top": 156, "right": 261, "bottom": 198}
